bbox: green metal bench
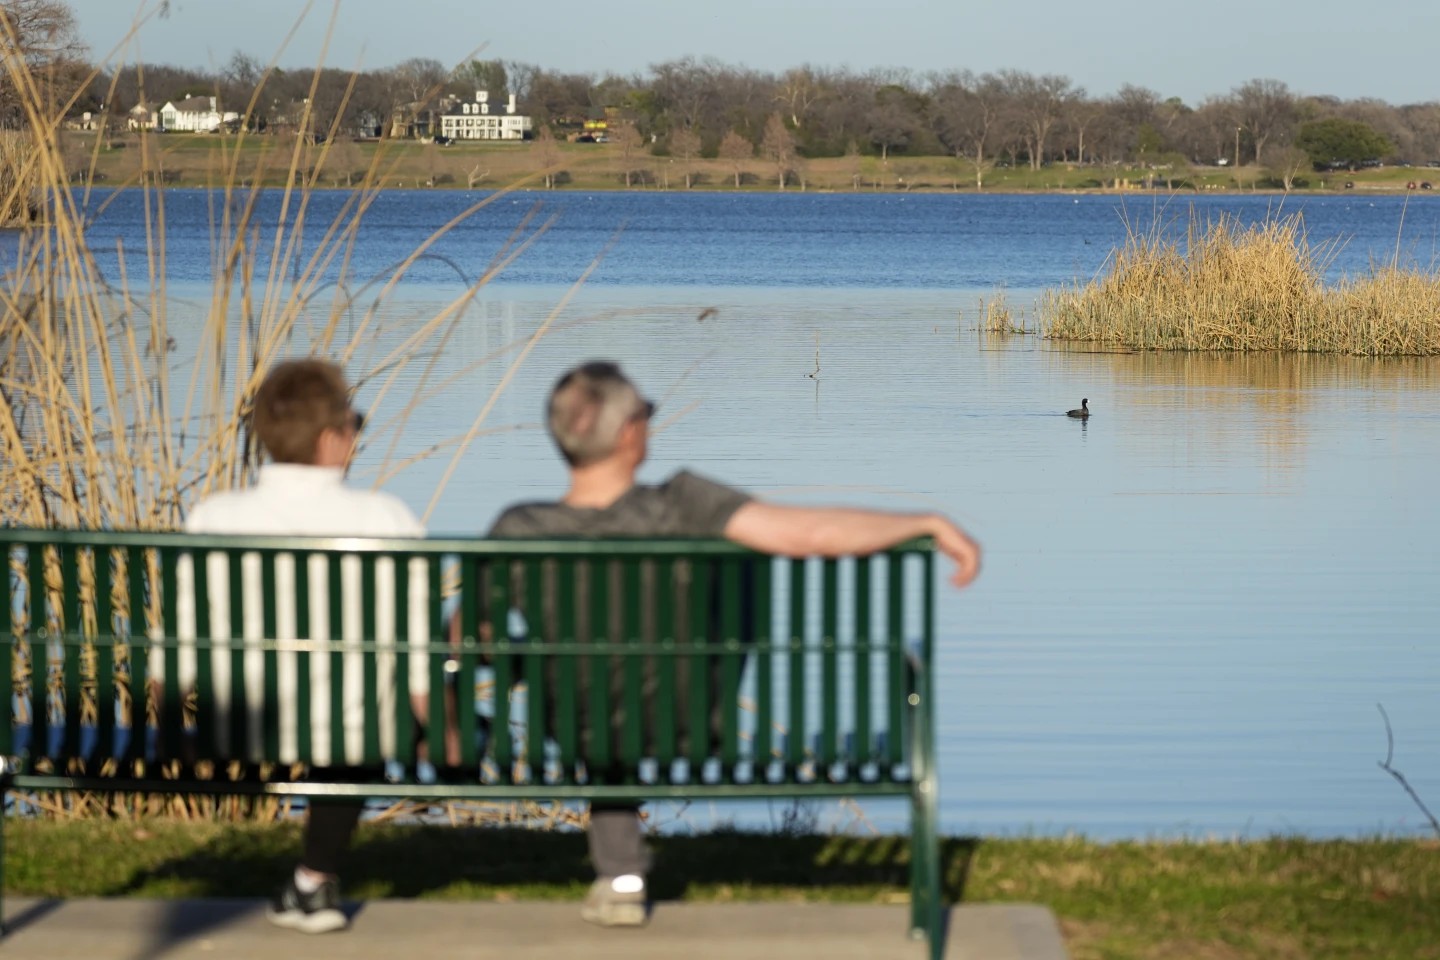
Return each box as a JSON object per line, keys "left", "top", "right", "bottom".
{"left": 0, "top": 530, "right": 942, "bottom": 957}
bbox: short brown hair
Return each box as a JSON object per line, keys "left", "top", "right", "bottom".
{"left": 547, "top": 361, "right": 652, "bottom": 467}
{"left": 251, "top": 359, "right": 353, "bottom": 464}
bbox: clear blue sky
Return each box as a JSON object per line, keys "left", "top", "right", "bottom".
{"left": 72, "top": 0, "right": 1438, "bottom": 106}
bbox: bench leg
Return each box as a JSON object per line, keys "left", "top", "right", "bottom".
{"left": 908, "top": 676, "right": 942, "bottom": 959}
{"left": 1, "top": 779, "right": 7, "bottom": 938}
{"left": 910, "top": 778, "right": 942, "bottom": 960}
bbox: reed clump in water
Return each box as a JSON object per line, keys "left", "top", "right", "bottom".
{"left": 1041, "top": 213, "right": 1440, "bottom": 356}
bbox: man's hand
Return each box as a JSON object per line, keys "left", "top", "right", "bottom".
{"left": 927, "top": 515, "right": 981, "bottom": 588}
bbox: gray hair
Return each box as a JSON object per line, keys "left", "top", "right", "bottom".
{"left": 547, "top": 361, "right": 653, "bottom": 466}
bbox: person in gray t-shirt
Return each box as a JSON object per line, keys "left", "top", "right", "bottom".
{"left": 487, "top": 360, "right": 982, "bottom": 929}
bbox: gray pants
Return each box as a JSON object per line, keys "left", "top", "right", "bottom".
{"left": 588, "top": 804, "right": 651, "bottom": 877}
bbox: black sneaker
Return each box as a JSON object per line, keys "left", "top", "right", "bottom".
{"left": 265, "top": 875, "right": 348, "bottom": 934}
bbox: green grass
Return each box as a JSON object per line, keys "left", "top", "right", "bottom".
{"left": 5, "top": 819, "right": 1437, "bottom": 959}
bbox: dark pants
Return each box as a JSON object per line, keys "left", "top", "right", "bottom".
{"left": 302, "top": 800, "right": 364, "bottom": 876}
{"left": 588, "top": 804, "right": 650, "bottom": 877}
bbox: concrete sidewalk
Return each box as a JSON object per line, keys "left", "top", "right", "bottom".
{"left": 1, "top": 897, "right": 1069, "bottom": 960}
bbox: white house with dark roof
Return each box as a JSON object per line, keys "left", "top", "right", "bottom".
{"left": 439, "top": 90, "right": 532, "bottom": 141}
{"left": 159, "top": 95, "right": 239, "bottom": 133}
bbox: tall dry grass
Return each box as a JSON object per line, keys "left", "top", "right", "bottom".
{"left": 1041, "top": 212, "right": 1440, "bottom": 356}
{"left": 0, "top": 9, "right": 587, "bottom": 823}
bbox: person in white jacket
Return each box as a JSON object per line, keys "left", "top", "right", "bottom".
{"left": 186, "top": 358, "right": 422, "bottom": 934}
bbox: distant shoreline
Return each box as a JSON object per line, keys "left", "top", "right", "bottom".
{"left": 63, "top": 132, "right": 1438, "bottom": 199}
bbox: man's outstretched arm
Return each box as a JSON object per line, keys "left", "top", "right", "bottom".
{"left": 723, "top": 501, "right": 981, "bottom": 588}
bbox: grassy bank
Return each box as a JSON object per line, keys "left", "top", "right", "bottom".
{"left": 1041, "top": 213, "right": 1440, "bottom": 355}
{"left": 5, "top": 819, "right": 1437, "bottom": 959}
{"left": 64, "top": 132, "right": 1440, "bottom": 195}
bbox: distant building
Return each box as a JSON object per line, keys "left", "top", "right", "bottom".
{"left": 128, "top": 103, "right": 158, "bottom": 131}
{"left": 158, "top": 95, "right": 239, "bottom": 133}
{"left": 439, "top": 91, "right": 532, "bottom": 141}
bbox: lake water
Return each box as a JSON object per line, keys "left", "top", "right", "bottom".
{"left": 27, "top": 189, "right": 1440, "bottom": 839}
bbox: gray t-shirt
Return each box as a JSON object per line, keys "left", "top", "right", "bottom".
{"left": 488, "top": 470, "right": 750, "bottom": 538}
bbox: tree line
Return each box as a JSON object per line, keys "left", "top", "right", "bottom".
{"left": 7, "top": 0, "right": 1440, "bottom": 178}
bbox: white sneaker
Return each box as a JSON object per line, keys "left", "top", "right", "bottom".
{"left": 265, "top": 876, "right": 348, "bottom": 934}
{"left": 580, "top": 875, "right": 648, "bottom": 927}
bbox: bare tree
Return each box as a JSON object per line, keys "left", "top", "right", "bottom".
{"left": 1000, "top": 70, "right": 1079, "bottom": 170}
{"left": 324, "top": 138, "right": 362, "bottom": 186}
{"left": 1, "top": 0, "right": 87, "bottom": 125}
{"left": 1263, "top": 143, "right": 1311, "bottom": 192}
{"left": 612, "top": 122, "right": 643, "bottom": 187}
{"left": 930, "top": 70, "right": 1002, "bottom": 189}
{"left": 452, "top": 59, "right": 507, "bottom": 100}
{"left": 1180, "top": 96, "right": 1241, "bottom": 166}
{"left": 760, "top": 112, "right": 796, "bottom": 189}
{"left": 669, "top": 125, "right": 701, "bottom": 188}
{"left": 866, "top": 83, "right": 922, "bottom": 162}
{"left": 503, "top": 60, "right": 538, "bottom": 104}
{"left": 717, "top": 129, "right": 752, "bottom": 187}
{"left": 776, "top": 65, "right": 823, "bottom": 129}
{"left": 391, "top": 57, "right": 448, "bottom": 104}
{"left": 1400, "top": 102, "right": 1440, "bottom": 163}
{"left": 527, "top": 69, "right": 595, "bottom": 125}
{"left": 1233, "top": 78, "right": 1296, "bottom": 164}
{"left": 386, "top": 57, "right": 448, "bottom": 137}
{"left": 533, "top": 123, "right": 561, "bottom": 188}
{"left": 1066, "top": 97, "right": 1105, "bottom": 166}
{"left": 808, "top": 69, "right": 873, "bottom": 156}
{"left": 649, "top": 56, "right": 723, "bottom": 135}
{"left": 216, "top": 51, "right": 265, "bottom": 127}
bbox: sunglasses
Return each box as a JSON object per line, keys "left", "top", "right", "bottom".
{"left": 349, "top": 409, "right": 366, "bottom": 432}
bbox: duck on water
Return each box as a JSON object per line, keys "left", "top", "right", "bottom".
{"left": 1067, "top": 399, "right": 1090, "bottom": 418}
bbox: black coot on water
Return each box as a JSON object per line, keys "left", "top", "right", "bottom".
{"left": 1067, "top": 399, "right": 1090, "bottom": 419}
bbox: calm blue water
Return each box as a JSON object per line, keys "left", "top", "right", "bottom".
{"left": 17, "top": 190, "right": 1440, "bottom": 839}
{"left": 66, "top": 188, "right": 1440, "bottom": 291}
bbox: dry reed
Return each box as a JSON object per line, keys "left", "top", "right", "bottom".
{"left": 0, "top": 6, "right": 573, "bottom": 822}
{"left": 975, "top": 290, "right": 1030, "bottom": 335}
{"left": 1041, "top": 212, "right": 1440, "bottom": 355}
